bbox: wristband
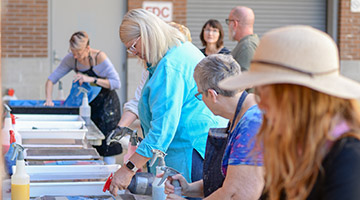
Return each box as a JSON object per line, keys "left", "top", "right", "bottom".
{"left": 125, "top": 160, "right": 138, "bottom": 172}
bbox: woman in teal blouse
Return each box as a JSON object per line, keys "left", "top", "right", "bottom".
{"left": 109, "top": 9, "right": 227, "bottom": 196}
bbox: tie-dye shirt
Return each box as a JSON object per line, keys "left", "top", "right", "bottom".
{"left": 222, "top": 105, "right": 263, "bottom": 176}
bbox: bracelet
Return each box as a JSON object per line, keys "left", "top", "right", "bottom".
{"left": 93, "top": 78, "right": 98, "bottom": 84}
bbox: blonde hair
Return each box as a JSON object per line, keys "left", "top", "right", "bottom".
{"left": 258, "top": 84, "right": 360, "bottom": 200}
{"left": 69, "top": 31, "right": 89, "bottom": 50}
{"left": 168, "top": 22, "right": 192, "bottom": 42}
{"left": 119, "top": 9, "right": 186, "bottom": 66}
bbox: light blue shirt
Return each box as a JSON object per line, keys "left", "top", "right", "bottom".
{"left": 137, "top": 42, "right": 227, "bottom": 182}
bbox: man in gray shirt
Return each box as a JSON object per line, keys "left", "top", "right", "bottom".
{"left": 226, "top": 6, "right": 259, "bottom": 72}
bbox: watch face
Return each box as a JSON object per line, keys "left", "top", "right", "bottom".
{"left": 126, "top": 161, "right": 135, "bottom": 169}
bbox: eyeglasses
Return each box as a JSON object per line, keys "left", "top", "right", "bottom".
{"left": 204, "top": 29, "right": 219, "bottom": 34}
{"left": 195, "top": 92, "right": 203, "bottom": 101}
{"left": 225, "top": 19, "right": 239, "bottom": 25}
{"left": 127, "top": 37, "right": 140, "bottom": 55}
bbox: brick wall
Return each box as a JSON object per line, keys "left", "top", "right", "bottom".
{"left": 0, "top": 0, "right": 358, "bottom": 60}
{"left": 338, "top": 0, "right": 360, "bottom": 60}
{"left": 1, "top": 0, "right": 48, "bottom": 58}
{"left": 128, "top": 0, "right": 187, "bottom": 26}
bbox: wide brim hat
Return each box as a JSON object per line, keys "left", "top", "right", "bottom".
{"left": 219, "top": 25, "right": 360, "bottom": 99}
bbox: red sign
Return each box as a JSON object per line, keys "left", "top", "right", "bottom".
{"left": 143, "top": 2, "right": 173, "bottom": 22}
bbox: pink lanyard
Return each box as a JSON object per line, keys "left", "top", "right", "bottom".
{"left": 326, "top": 121, "right": 350, "bottom": 149}
{"left": 331, "top": 121, "right": 350, "bottom": 138}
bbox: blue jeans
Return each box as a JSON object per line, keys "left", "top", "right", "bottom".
{"left": 186, "top": 149, "right": 204, "bottom": 200}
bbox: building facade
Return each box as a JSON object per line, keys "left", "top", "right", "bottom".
{"left": 1, "top": 0, "right": 359, "bottom": 102}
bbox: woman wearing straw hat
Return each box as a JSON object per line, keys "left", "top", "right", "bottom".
{"left": 219, "top": 25, "right": 360, "bottom": 199}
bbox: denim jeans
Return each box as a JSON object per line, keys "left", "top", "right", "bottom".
{"left": 186, "top": 149, "right": 204, "bottom": 200}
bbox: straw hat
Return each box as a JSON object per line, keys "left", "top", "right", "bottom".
{"left": 219, "top": 25, "right": 360, "bottom": 99}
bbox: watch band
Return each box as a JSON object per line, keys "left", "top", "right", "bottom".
{"left": 93, "top": 78, "right": 98, "bottom": 84}
{"left": 125, "top": 160, "right": 138, "bottom": 172}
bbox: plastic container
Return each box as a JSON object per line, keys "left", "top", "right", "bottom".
{"left": 3, "top": 88, "right": 18, "bottom": 101}
{"left": 150, "top": 150, "right": 166, "bottom": 200}
{"left": 57, "top": 81, "right": 65, "bottom": 100}
{"left": 2, "top": 105, "right": 14, "bottom": 154}
{"left": 79, "top": 90, "right": 91, "bottom": 125}
{"left": 152, "top": 165, "right": 167, "bottom": 200}
{"left": 11, "top": 143, "right": 30, "bottom": 200}
{"left": 5, "top": 130, "right": 16, "bottom": 175}
{"left": 11, "top": 114, "right": 22, "bottom": 145}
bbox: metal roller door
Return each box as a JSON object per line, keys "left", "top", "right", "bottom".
{"left": 187, "top": 0, "right": 327, "bottom": 50}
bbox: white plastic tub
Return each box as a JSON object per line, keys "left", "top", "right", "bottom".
{"left": 22, "top": 164, "right": 120, "bottom": 181}
{"left": 30, "top": 181, "right": 120, "bottom": 196}
{"left": 11, "top": 164, "right": 121, "bottom": 196}
{"left": 15, "top": 114, "right": 84, "bottom": 122}
{"left": 16, "top": 120, "right": 87, "bottom": 140}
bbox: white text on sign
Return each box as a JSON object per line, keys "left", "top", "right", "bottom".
{"left": 143, "top": 1, "right": 173, "bottom": 22}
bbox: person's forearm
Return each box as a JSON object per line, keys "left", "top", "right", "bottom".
{"left": 204, "top": 187, "right": 231, "bottom": 200}
{"left": 204, "top": 166, "right": 264, "bottom": 200}
{"left": 118, "top": 110, "right": 138, "bottom": 127}
{"left": 203, "top": 184, "right": 262, "bottom": 200}
{"left": 183, "top": 180, "right": 204, "bottom": 198}
{"left": 127, "top": 152, "right": 150, "bottom": 170}
{"left": 45, "top": 79, "right": 54, "bottom": 101}
{"left": 110, "top": 152, "right": 150, "bottom": 195}
{"left": 92, "top": 77, "right": 111, "bottom": 89}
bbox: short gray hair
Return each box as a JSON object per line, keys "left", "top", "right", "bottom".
{"left": 194, "top": 54, "right": 241, "bottom": 97}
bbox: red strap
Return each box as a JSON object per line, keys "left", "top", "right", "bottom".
{"left": 10, "top": 130, "right": 16, "bottom": 143}
{"left": 103, "top": 173, "right": 113, "bottom": 192}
